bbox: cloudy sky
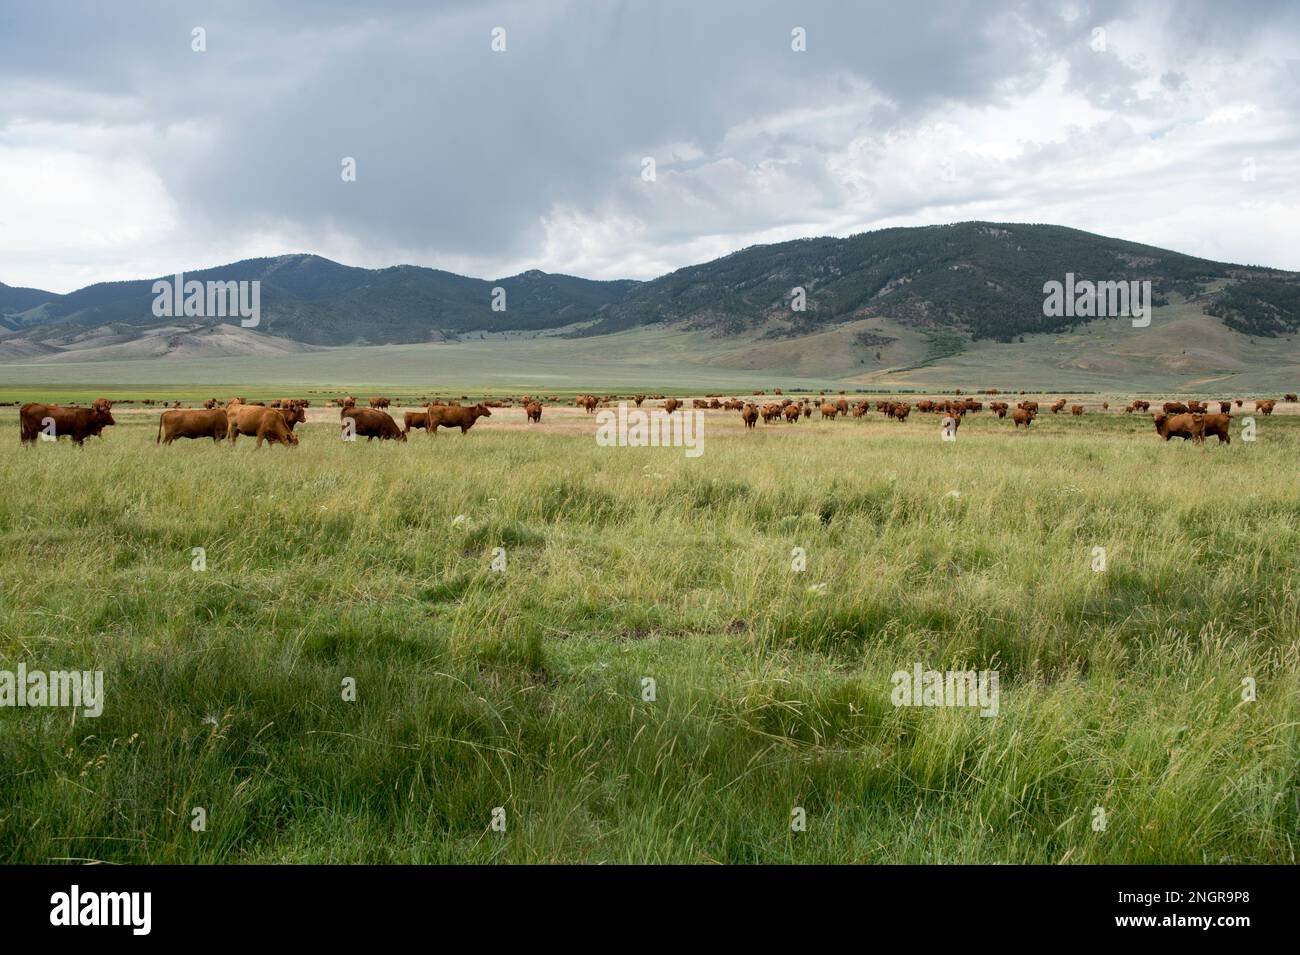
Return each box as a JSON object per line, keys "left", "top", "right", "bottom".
{"left": 1, "top": 0, "right": 1296, "bottom": 293}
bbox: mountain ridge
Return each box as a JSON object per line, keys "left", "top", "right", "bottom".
{"left": 2, "top": 223, "right": 1297, "bottom": 357}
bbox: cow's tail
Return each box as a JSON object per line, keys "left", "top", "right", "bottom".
{"left": 156, "top": 414, "right": 163, "bottom": 444}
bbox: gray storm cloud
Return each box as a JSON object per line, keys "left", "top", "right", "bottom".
{"left": 1, "top": 0, "right": 1296, "bottom": 292}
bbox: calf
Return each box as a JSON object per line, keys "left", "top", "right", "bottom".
{"left": 403, "top": 410, "right": 429, "bottom": 433}
{"left": 1012, "top": 407, "right": 1036, "bottom": 429}
{"left": 525, "top": 401, "right": 542, "bottom": 423}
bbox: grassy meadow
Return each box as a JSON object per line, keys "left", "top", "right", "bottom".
{"left": 0, "top": 401, "right": 1297, "bottom": 863}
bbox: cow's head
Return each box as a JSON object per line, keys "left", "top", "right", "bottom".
{"left": 476, "top": 403, "right": 492, "bottom": 417}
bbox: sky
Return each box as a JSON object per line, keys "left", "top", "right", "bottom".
{"left": 1, "top": 0, "right": 1297, "bottom": 293}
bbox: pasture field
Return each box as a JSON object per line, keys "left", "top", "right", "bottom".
{"left": 0, "top": 400, "right": 1297, "bottom": 863}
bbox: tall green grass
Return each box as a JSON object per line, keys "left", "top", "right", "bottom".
{"left": 0, "top": 409, "right": 1296, "bottom": 862}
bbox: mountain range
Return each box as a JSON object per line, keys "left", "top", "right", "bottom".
{"left": 2, "top": 222, "right": 1297, "bottom": 380}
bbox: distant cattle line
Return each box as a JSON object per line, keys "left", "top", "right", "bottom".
{"left": 15, "top": 391, "right": 1295, "bottom": 448}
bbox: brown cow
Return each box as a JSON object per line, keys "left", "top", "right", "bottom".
{"left": 525, "top": 401, "right": 542, "bottom": 423}
{"left": 784, "top": 403, "right": 801, "bottom": 423}
{"left": 741, "top": 403, "right": 758, "bottom": 428}
{"left": 278, "top": 403, "right": 307, "bottom": 431}
{"left": 1163, "top": 401, "right": 1189, "bottom": 414}
{"left": 19, "top": 403, "right": 116, "bottom": 445}
{"left": 1011, "top": 408, "right": 1036, "bottom": 429}
{"left": 227, "top": 405, "right": 299, "bottom": 448}
{"left": 663, "top": 398, "right": 681, "bottom": 415}
{"left": 1285, "top": 393, "right": 1298, "bottom": 403}
{"left": 403, "top": 410, "right": 429, "bottom": 433}
{"left": 203, "top": 398, "right": 218, "bottom": 410}
{"left": 342, "top": 406, "right": 406, "bottom": 441}
{"left": 158, "top": 408, "right": 228, "bottom": 444}
{"left": 1051, "top": 399, "right": 1067, "bottom": 414}
{"left": 1153, "top": 412, "right": 1230, "bottom": 444}
{"left": 1257, "top": 399, "right": 1276, "bottom": 416}
{"left": 835, "top": 398, "right": 849, "bottom": 417}
{"left": 1218, "top": 401, "right": 1232, "bottom": 414}
{"left": 820, "top": 403, "right": 837, "bottom": 420}
{"left": 425, "top": 402, "right": 492, "bottom": 434}
{"left": 1071, "top": 405, "right": 1084, "bottom": 416}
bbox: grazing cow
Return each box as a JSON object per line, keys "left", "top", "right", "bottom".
{"left": 1257, "top": 399, "right": 1276, "bottom": 416}
{"left": 916, "top": 399, "right": 935, "bottom": 413}
{"left": 835, "top": 398, "right": 849, "bottom": 417}
{"left": 1286, "top": 393, "right": 1298, "bottom": 403}
{"left": 1051, "top": 399, "right": 1067, "bottom": 414}
{"left": 1163, "top": 401, "right": 1189, "bottom": 414}
{"left": 276, "top": 403, "right": 307, "bottom": 431}
{"left": 801, "top": 405, "right": 811, "bottom": 418}
{"left": 368, "top": 396, "right": 391, "bottom": 409}
{"left": 1018, "top": 400, "right": 1039, "bottom": 413}
{"left": 158, "top": 408, "right": 227, "bottom": 444}
{"left": 890, "top": 401, "right": 911, "bottom": 421}
{"left": 425, "top": 402, "right": 492, "bottom": 434}
{"left": 820, "top": 403, "right": 837, "bottom": 420}
{"left": 19, "top": 403, "right": 116, "bottom": 445}
{"left": 663, "top": 398, "right": 681, "bottom": 415}
{"left": 1012, "top": 408, "right": 1036, "bottom": 429}
{"left": 990, "top": 401, "right": 1009, "bottom": 418}
{"left": 741, "top": 403, "right": 758, "bottom": 428}
{"left": 227, "top": 405, "right": 299, "bottom": 448}
{"left": 403, "top": 410, "right": 429, "bottom": 433}
{"left": 1186, "top": 400, "right": 1207, "bottom": 413}
{"left": 342, "top": 407, "right": 406, "bottom": 441}
{"left": 525, "top": 401, "right": 542, "bottom": 423}
{"left": 784, "top": 403, "right": 801, "bottom": 423}
{"left": 1071, "top": 405, "right": 1084, "bottom": 416}
{"left": 1152, "top": 411, "right": 1230, "bottom": 444}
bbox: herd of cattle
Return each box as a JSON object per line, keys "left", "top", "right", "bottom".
{"left": 14, "top": 389, "right": 1297, "bottom": 448}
